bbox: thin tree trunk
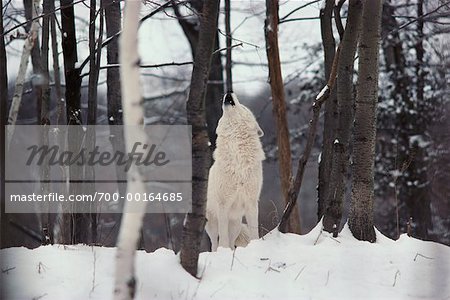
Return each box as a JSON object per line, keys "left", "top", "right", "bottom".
{"left": 323, "top": 0, "right": 362, "bottom": 235}
{"left": 103, "top": 0, "right": 126, "bottom": 207}
{"left": 225, "top": 0, "right": 232, "bottom": 92}
{"left": 317, "top": 0, "right": 337, "bottom": 221}
{"left": 406, "top": 0, "right": 431, "bottom": 239}
{"left": 348, "top": 0, "right": 382, "bottom": 243}
{"left": 7, "top": 0, "right": 41, "bottom": 144}
{"left": 173, "top": 1, "right": 224, "bottom": 150}
{"left": 279, "top": 45, "right": 341, "bottom": 234}
{"left": 24, "top": 0, "right": 44, "bottom": 123}
{"left": 60, "top": 0, "right": 86, "bottom": 244}
{"left": 50, "top": 0, "right": 64, "bottom": 125}
{"left": 0, "top": 0, "right": 9, "bottom": 249}
{"left": 40, "top": 0, "right": 52, "bottom": 244}
{"left": 180, "top": 0, "right": 219, "bottom": 276}
{"left": 86, "top": 0, "right": 103, "bottom": 244}
{"left": 265, "top": 0, "right": 301, "bottom": 234}
{"left": 205, "top": 32, "right": 224, "bottom": 151}
{"left": 113, "top": 0, "right": 148, "bottom": 298}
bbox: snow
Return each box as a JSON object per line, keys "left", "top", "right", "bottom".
{"left": 316, "top": 85, "right": 329, "bottom": 100}
{"left": 334, "top": 138, "right": 339, "bottom": 144}
{"left": 2, "top": 222, "right": 449, "bottom": 300}
{"left": 409, "top": 134, "right": 431, "bottom": 148}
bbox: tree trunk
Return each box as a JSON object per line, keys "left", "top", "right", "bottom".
{"left": 40, "top": 0, "right": 52, "bottom": 244}
{"left": 317, "top": 0, "right": 337, "bottom": 221}
{"left": 86, "top": 0, "right": 103, "bottom": 244}
{"left": 180, "top": 0, "right": 219, "bottom": 277}
{"left": 173, "top": 1, "right": 224, "bottom": 150}
{"left": 348, "top": 0, "right": 382, "bottom": 243}
{"left": 103, "top": 0, "right": 127, "bottom": 207}
{"left": 60, "top": 0, "right": 86, "bottom": 244}
{"left": 0, "top": 0, "right": 8, "bottom": 249}
{"left": 24, "top": 0, "right": 44, "bottom": 123}
{"left": 113, "top": 0, "right": 148, "bottom": 298}
{"left": 50, "top": 0, "right": 64, "bottom": 125}
{"left": 7, "top": 0, "right": 41, "bottom": 144}
{"left": 224, "top": 0, "right": 232, "bottom": 92}
{"left": 323, "top": 0, "right": 362, "bottom": 235}
{"left": 264, "top": 0, "right": 301, "bottom": 234}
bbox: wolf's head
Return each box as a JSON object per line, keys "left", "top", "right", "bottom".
{"left": 218, "top": 92, "right": 264, "bottom": 137}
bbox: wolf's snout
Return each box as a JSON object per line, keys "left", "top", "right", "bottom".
{"left": 224, "top": 92, "right": 235, "bottom": 106}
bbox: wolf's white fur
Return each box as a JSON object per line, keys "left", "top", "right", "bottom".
{"left": 206, "top": 93, "right": 265, "bottom": 251}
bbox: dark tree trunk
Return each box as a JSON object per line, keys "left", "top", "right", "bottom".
{"left": 323, "top": 0, "right": 362, "bottom": 235}
{"left": 265, "top": 0, "right": 301, "bottom": 234}
{"left": 224, "top": 0, "right": 232, "bottom": 92}
{"left": 174, "top": 1, "right": 224, "bottom": 151}
{"left": 50, "top": 0, "right": 64, "bottom": 125}
{"left": 104, "top": 0, "right": 127, "bottom": 214}
{"left": 60, "top": 0, "right": 87, "bottom": 244}
{"left": 205, "top": 33, "right": 224, "bottom": 151}
{"left": 180, "top": 0, "right": 219, "bottom": 277}
{"left": 317, "top": 0, "right": 337, "bottom": 221}
{"left": 406, "top": 0, "right": 431, "bottom": 239}
{"left": 86, "top": 0, "right": 103, "bottom": 244}
{"left": 349, "top": 0, "right": 382, "bottom": 243}
{"left": 0, "top": 0, "right": 8, "bottom": 249}
{"left": 40, "top": 0, "right": 52, "bottom": 244}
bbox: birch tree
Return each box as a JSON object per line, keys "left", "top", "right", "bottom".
{"left": 113, "top": 0, "right": 148, "bottom": 298}
{"left": 180, "top": 0, "right": 219, "bottom": 276}
{"left": 7, "top": 0, "right": 41, "bottom": 145}
{"left": 349, "top": 0, "right": 383, "bottom": 242}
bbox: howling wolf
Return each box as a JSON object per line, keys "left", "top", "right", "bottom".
{"left": 205, "top": 92, "right": 265, "bottom": 251}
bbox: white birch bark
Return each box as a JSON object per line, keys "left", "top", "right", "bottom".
{"left": 7, "top": 0, "right": 40, "bottom": 145}
{"left": 113, "top": 1, "right": 148, "bottom": 299}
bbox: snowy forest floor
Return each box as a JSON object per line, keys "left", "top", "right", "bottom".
{"left": 1, "top": 223, "right": 449, "bottom": 300}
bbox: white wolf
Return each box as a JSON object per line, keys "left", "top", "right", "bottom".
{"left": 205, "top": 92, "right": 265, "bottom": 251}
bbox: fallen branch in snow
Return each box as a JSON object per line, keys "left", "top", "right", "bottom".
{"left": 294, "top": 266, "right": 306, "bottom": 281}
{"left": 278, "top": 42, "right": 341, "bottom": 234}
{"left": 230, "top": 248, "right": 237, "bottom": 271}
{"left": 413, "top": 253, "right": 434, "bottom": 261}
{"left": 313, "top": 226, "right": 324, "bottom": 245}
{"left": 328, "top": 236, "right": 341, "bottom": 243}
{"left": 1, "top": 267, "right": 16, "bottom": 274}
{"left": 31, "top": 293, "right": 48, "bottom": 300}
{"left": 325, "top": 270, "right": 330, "bottom": 286}
{"left": 392, "top": 270, "right": 400, "bottom": 287}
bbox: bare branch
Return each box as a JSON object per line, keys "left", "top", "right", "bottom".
{"left": 80, "top": 61, "right": 193, "bottom": 78}
{"left": 212, "top": 42, "right": 242, "bottom": 55}
{"left": 334, "top": 0, "right": 345, "bottom": 40}
{"left": 280, "top": 0, "right": 321, "bottom": 22}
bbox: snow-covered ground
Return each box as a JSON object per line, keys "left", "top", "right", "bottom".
{"left": 2, "top": 223, "right": 449, "bottom": 300}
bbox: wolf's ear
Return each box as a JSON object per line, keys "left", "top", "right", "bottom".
{"left": 256, "top": 124, "right": 264, "bottom": 137}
